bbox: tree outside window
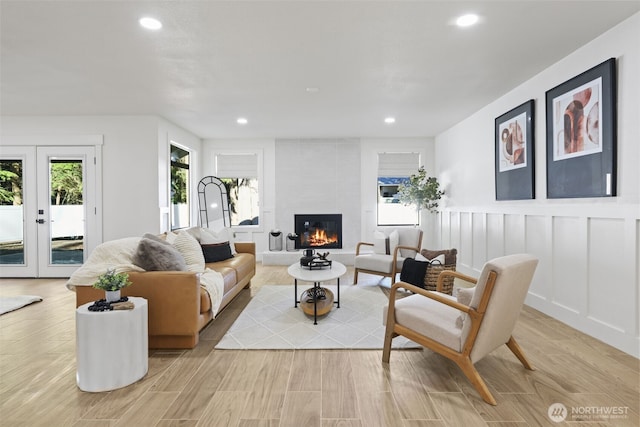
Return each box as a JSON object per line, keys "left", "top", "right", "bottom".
{"left": 170, "top": 145, "right": 190, "bottom": 230}
{"left": 220, "top": 178, "right": 259, "bottom": 226}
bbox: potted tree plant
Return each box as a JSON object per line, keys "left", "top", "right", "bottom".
{"left": 93, "top": 268, "right": 132, "bottom": 303}
{"left": 397, "top": 167, "right": 444, "bottom": 223}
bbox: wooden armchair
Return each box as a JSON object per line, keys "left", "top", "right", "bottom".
{"left": 353, "top": 228, "right": 423, "bottom": 285}
{"left": 383, "top": 253, "right": 538, "bottom": 405}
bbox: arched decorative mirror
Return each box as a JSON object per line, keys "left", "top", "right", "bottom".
{"left": 197, "top": 176, "right": 231, "bottom": 230}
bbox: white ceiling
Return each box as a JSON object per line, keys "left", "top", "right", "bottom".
{"left": 1, "top": 1, "right": 639, "bottom": 139}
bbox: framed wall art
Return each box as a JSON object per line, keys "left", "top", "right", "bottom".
{"left": 495, "top": 99, "right": 535, "bottom": 200}
{"left": 545, "top": 58, "right": 617, "bottom": 198}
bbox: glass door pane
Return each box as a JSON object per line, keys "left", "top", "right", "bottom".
{"left": 37, "top": 145, "right": 94, "bottom": 277}
{"left": 49, "top": 159, "right": 85, "bottom": 264}
{"left": 0, "top": 159, "right": 25, "bottom": 264}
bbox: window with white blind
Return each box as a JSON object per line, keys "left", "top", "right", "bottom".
{"left": 377, "top": 152, "right": 420, "bottom": 226}
{"left": 215, "top": 153, "right": 260, "bottom": 226}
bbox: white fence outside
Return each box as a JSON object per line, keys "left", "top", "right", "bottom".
{"left": 0, "top": 205, "right": 84, "bottom": 242}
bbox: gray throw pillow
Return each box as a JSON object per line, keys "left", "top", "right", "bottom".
{"left": 142, "top": 233, "right": 170, "bottom": 245}
{"left": 133, "top": 237, "right": 187, "bottom": 271}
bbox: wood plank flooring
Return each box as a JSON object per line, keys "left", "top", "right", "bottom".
{"left": 0, "top": 264, "right": 638, "bottom": 426}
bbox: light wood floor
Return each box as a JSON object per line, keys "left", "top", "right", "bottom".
{"left": 1, "top": 263, "right": 638, "bottom": 427}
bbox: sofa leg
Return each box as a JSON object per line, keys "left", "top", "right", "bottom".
{"left": 243, "top": 281, "right": 251, "bottom": 289}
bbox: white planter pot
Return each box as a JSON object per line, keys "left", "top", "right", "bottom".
{"left": 105, "top": 290, "right": 121, "bottom": 303}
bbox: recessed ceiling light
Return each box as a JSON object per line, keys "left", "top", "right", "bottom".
{"left": 139, "top": 17, "right": 162, "bottom": 30}
{"left": 384, "top": 117, "right": 396, "bottom": 124}
{"left": 306, "top": 87, "right": 319, "bottom": 93}
{"left": 456, "top": 14, "right": 479, "bottom": 27}
{"left": 237, "top": 117, "right": 248, "bottom": 125}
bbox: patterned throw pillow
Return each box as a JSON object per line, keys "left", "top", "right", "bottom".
{"left": 172, "top": 231, "right": 205, "bottom": 272}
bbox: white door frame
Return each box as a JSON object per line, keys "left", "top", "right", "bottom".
{"left": 36, "top": 146, "right": 98, "bottom": 277}
{"left": 0, "top": 136, "right": 103, "bottom": 278}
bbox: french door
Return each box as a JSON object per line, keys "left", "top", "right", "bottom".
{"left": 0, "top": 145, "right": 99, "bottom": 277}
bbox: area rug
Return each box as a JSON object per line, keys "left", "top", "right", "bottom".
{"left": 215, "top": 284, "right": 421, "bottom": 350}
{"left": 0, "top": 295, "right": 43, "bottom": 315}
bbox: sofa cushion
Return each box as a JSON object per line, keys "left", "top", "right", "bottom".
{"left": 213, "top": 266, "right": 238, "bottom": 294}
{"left": 132, "top": 238, "right": 187, "bottom": 271}
{"left": 211, "top": 253, "right": 255, "bottom": 283}
{"left": 201, "top": 242, "right": 234, "bottom": 263}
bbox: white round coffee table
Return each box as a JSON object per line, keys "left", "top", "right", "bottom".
{"left": 287, "top": 261, "right": 347, "bottom": 324}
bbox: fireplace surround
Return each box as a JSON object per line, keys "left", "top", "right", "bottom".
{"left": 294, "top": 214, "right": 342, "bottom": 250}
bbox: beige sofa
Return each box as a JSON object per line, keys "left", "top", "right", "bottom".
{"left": 74, "top": 241, "right": 255, "bottom": 349}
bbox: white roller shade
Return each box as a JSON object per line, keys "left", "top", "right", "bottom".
{"left": 377, "top": 152, "right": 419, "bottom": 176}
{"left": 216, "top": 153, "right": 258, "bottom": 177}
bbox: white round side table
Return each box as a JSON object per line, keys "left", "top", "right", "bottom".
{"left": 76, "top": 296, "right": 148, "bottom": 392}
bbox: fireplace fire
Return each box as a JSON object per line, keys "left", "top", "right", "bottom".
{"left": 294, "top": 214, "right": 342, "bottom": 249}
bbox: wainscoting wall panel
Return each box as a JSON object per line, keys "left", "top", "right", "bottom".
{"left": 504, "top": 214, "right": 525, "bottom": 259}
{"left": 588, "top": 218, "right": 628, "bottom": 332}
{"left": 525, "top": 215, "right": 548, "bottom": 299}
{"left": 551, "top": 216, "right": 584, "bottom": 315}
{"left": 459, "top": 212, "right": 472, "bottom": 271}
{"left": 486, "top": 213, "right": 504, "bottom": 262}
{"left": 472, "top": 212, "right": 486, "bottom": 271}
{"left": 437, "top": 208, "right": 639, "bottom": 357}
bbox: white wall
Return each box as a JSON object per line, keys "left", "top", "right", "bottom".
{"left": 201, "top": 139, "right": 276, "bottom": 256}
{"left": 202, "top": 137, "right": 436, "bottom": 259}
{"left": 435, "top": 13, "right": 640, "bottom": 356}
{"left": 275, "top": 139, "right": 361, "bottom": 250}
{"left": 0, "top": 115, "right": 202, "bottom": 242}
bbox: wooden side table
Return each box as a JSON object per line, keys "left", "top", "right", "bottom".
{"left": 76, "top": 296, "right": 148, "bottom": 392}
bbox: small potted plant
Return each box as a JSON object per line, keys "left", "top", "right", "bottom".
{"left": 93, "top": 268, "right": 132, "bottom": 303}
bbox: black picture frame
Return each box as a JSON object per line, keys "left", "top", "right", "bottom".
{"left": 545, "top": 58, "right": 617, "bottom": 198}
{"left": 495, "top": 99, "right": 535, "bottom": 200}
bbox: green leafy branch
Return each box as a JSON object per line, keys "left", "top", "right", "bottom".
{"left": 397, "top": 166, "right": 444, "bottom": 213}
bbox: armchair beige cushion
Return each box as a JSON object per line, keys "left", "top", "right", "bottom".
{"left": 383, "top": 253, "right": 538, "bottom": 405}
{"left": 353, "top": 228, "right": 423, "bottom": 285}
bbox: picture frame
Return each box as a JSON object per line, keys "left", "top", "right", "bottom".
{"left": 545, "top": 58, "right": 617, "bottom": 198}
{"left": 495, "top": 99, "right": 535, "bottom": 200}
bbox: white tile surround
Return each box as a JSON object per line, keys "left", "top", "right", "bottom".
{"left": 266, "top": 139, "right": 361, "bottom": 265}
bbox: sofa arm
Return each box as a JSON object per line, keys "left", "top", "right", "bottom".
{"left": 234, "top": 241, "right": 255, "bottom": 256}
{"left": 123, "top": 271, "right": 201, "bottom": 336}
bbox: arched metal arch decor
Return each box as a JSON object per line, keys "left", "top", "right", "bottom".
{"left": 197, "top": 176, "right": 231, "bottom": 230}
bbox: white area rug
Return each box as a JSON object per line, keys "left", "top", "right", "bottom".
{"left": 215, "top": 284, "right": 421, "bottom": 350}
{"left": 0, "top": 295, "right": 42, "bottom": 315}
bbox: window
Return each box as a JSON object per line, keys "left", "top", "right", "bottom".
{"left": 216, "top": 153, "right": 259, "bottom": 226}
{"left": 377, "top": 152, "right": 419, "bottom": 226}
{"left": 170, "top": 144, "right": 190, "bottom": 230}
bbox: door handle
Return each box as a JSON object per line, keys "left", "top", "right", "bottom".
{"left": 36, "top": 219, "right": 45, "bottom": 224}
